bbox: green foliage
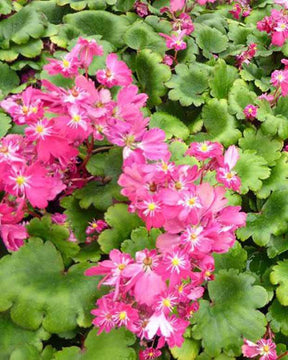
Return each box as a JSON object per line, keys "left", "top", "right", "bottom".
{"left": 166, "top": 63, "right": 209, "bottom": 107}
{"left": 98, "top": 204, "right": 143, "bottom": 253}
{"left": 209, "top": 59, "right": 239, "bottom": 99}
{"left": 214, "top": 242, "right": 247, "bottom": 272}
{"left": 238, "top": 128, "right": 283, "bottom": 166}
{"left": 61, "top": 196, "right": 99, "bottom": 243}
{"left": 0, "top": 313, "right": 49, "bottom": 359}
{"left": 0, "top": 6, "right": 47, "bottom": 46}
{"left": 121, "top": 226, "right": 161, "bottom": 256}
{"left": 192, "top": 270, "right": 267, "bottom": 357}
{"left": 171, "top": 338, "right": 200, "bottom": 360}
{"left": 257, "top": 153, "right": 288, "bottom": 198}
{"left": 235, "top": 150, "right": 270, "bottom": 194}
{"left": 0, "top": 239, "right": 103, "bottom": 333}
{"left": 228, "top": 79, "right": 257, "bottom": 119}
{"left": 27, "top": 216, "right": 80, "bottom": 263}
{"left": 149, "top": 111, "right": 190, "bottom": 140}
{"left": 0, "top": 62, "right": 19, "bottom": 98}
{"left": 64, "top": 11, "right": 129, "bottom": 48}
{"left": 124, "top": 21, "right": 166, "bottom": 55}
{"left": 201, "top": 98, "right": 241, "bottom": 146}
{"left": 237, "top": 190, "right": 288, "bottom": 246}
{"left": 0, "top": 111, "right": 12, "bottom": 137}
{"left": 270, "top": 260, "right": 288, "bottom": 306}
{"left": 267, "top": 299, "right": 288, "bottom": 336}
{"left": 136, "top": 49, "right": 171, "bottom": 106}
{"left": 193, "top": 24, "right": 228, "bottom": 58}
{"left": 53, "top": 328, "right": 136, "bottom": 360}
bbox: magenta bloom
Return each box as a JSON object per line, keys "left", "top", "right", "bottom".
{"left": 96, "top": 53, "right": 133, "bottom": 88}
{"left": 91, "top": 296, "right": 116, "bottom": 334}
{"left": 0, "top": 223, "right": 27, "bottom": 252}
{"left": 44, "top": 53, "right": 80, "bottom": 78}
{"left": 271, "top": 70, "right": 288, "bottom": 96}
{"left": 86, "top": 219, "right": 108, "bottom": 235}
{"left": 243, "top": 104, "right": 258, "bottom": 120}
{"left": 242, "top": 339, "right": 277, "bottom": 360}
{"left": 159, "top": 31, "right": 187, "bottom": 51}
{"left": 70, "top": 37, "right": 103, "bottom": 69}
{"left": 216, "top": 146, "right": 241, "bottom": 192}
{"left": 139, "top": 348, "right": 161, "bottom": 360}
{"left": 186, "top": 141, "right": 223, "bottom": 161}
{"left": 170, "top": 0, "right": 185, "bottom": 12}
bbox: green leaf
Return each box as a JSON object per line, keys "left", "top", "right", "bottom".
{"left": 30, "top": 1, "right": 73, "bottom": 24}
{"left": 0, "top": 111, "right": 12, "bottom": 136}
{"left": 201, "top": 98, "right": 241, "bottom": 146}
{"left": 26, "top": 216, "right": 80, "bottom": 263}
{"left": 239, "top": 128, "right": 283, "bottom": 166}
{"left": 0, "top": 62, "right": 19, "bottom": 98}
{"left": 209, "top": 59, "right": 239, "bottom": 99}
{"left": 149, "top": 112, "right": 190, "bottom": 140}
{"left": 50, "top": 24, "right": 80, "bottom": 49}
{"left": 0, "top": 239, "right": 103, "bottom": 333}
{"left": 0, "top": 313, "right": 49, "bottom": 359}
{"left": 193, "top": 24, "right": 228, "bottom": 58}
{"left": 228, "top": 79, "right": 257, "bottom": 119}
{"left": 234, "top": 150, "right": 270, "bottom": 194}
{"left": 98, "top": 204, "right": 143, "bottom": 253}
{"left": 192, "top": 270, "right": 267, "bottom": 357}
{"left": 214, "top": 242, "right": 247, "bottom": 272}
{"left": 169, "top": 141, "right": 199, "bottom": 167}
{"left": 61, "top": 196, "right": 99, "bottom": 242}
{"left": 136, "top": 49, "right": 171, "bottom": 106}
{"left": 115, "top": 0, "right": 135, "bottom": 11}
{"left": 0, "top": 0, "right": 13, "bottom": 16}
{"left": 270, "top": 260, "right": 288, "bottom": 306}
{"left": 64, "top": 11, "right": 130, "bottom": 48}
{"left": 0, "top": 39, "right": 43, "bottom": 62}
{"left": 0, "top": 6, "right": 46, "bottom": 45}
{"left": 257, "top": 153, "right": 288, "bottom": 199}
{"left": 166, "top": 64, "right": 209, "bottom": 107}
{"left": 121, "top": 227, "right": 161, "bottom": 256}
{"left": 124, "top": 21, "right": 166, "bottom": 55}
{"left": 53, "top": 328, "right": 136, "bottom": 360}
{"left": 237, "top": 190, "right": 288, "bottom": 246}
{"left": 75, "top": 181, "right": 124, "bottom": 211}
{"left": 86, "top": 147, "right": 123, "bottom": 179}
{"left": 170, "top": 338, "right": 200, "bottom": 360}
{"left": 267, "top": 299, "right": 288, "bottom": 336}
{"left": 267, "top": 234, "right": 288, "bottom": 259}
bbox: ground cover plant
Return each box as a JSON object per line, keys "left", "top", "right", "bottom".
{"left": 1, "top": 0, "right": 288, "bottom": 359}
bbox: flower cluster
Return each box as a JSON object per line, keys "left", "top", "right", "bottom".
{"left": 257, "top": 8, "right": 288, "bottom": 47}
{"left": 230, "top": 0, "right": 251, "bottom": 19}
{"left": 86, "top": 138, "right": 246, "bottom": 354}
{"left": 236, "top": 43, "right": 257, "bottom": 68}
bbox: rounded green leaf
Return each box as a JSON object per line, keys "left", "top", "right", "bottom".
{"left": 228, "top": 79, "right": 257, "bottom": 119}
{"left": 193, "top": 24, "right": 228, "bottom": 58}
{"left": 121, "top": 227, "right": 161, "bottom": 256}
{"left": 0, "top": 239, "right": 103, "bottom": 333}
{"left": 192, "top": 270, "right": 267, "bottom": 357}
{"left": 149, "top": 112, "right": 189, "bottom": 140}
{"left": 270, "top": 260, "right": 288, "bottom": 306}
{"left": 53, "top": 328, "right": 136, "bottom": 360}
{"left": 171, "top": 338, "right": 200, "bottom": 360}
{"left": 136, "top": 49, "right": 171, "bottom": 106}
{"left": 267, "top": 299, "right": 288, "bottom": 336}
{"left": 166, "top": 64, "right": 209, "bottom": 107}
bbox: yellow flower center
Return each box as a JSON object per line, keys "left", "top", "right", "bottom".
{"left": 188, "top": 197, "right": 196, "bottom": 206}
{"left": 36, "top": 125, "right": 44, "bottom": 133}
{"left": 226, "top": 172, "right": 234, "bottom": 179}
{"left": 174, "top": 181, "right": 182, "bottom": 190}
{"left": 0, "top": 146, "right": 8, "bottom": 154}
{"left": 118, "top": 264, "right": 126, "bottom": 271}
{"left": 147, "top": 203, "right": 156, "bottom": 211}
{"left": 31, "top": 107, "right": 38, "bottom": 113}
{"left": 205, "top": 271, "right": 211, "bottom": 277}
{"left": 62, "top": 59, "right": 70, "bottom": 68}
{"left": 15, "top": 176, "right": 26, "bottom": 186}
{"left": 162, "top": 162, "right": 168, "bottom": 171}
{"left": 162, "top": 298, "right": 171, "bottom": 307}
{"left": 22, "top": 105, "right": 29, "bottom": 114}
{"left": 172, "top": 257, "right": 180, "bottom": 266}
{"left": 190, "top": 233, "right": 197, "bottom": 241}
{"left": 201, "top": 144, "right": 208, "bottom": 152}
{"left": 72, "top": 114, "right": 81, "bottom": 123}
{"left": 263, "top": 345, "right": 270, "bottom": 353}
{"left": 92, "top": 223, "right": 98, "bottom": 228}
{"left": 119, "top": 311, "right": 127, "bottom": 320}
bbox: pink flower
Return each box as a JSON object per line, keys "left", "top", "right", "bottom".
{"left": 159, "top": 31, "right": 187, "bottom": 51}
{"left": 96, "top": 53, "right": 133, "bottom": 88}
{"left": 44, "top": 53, "right": 80, "bottom": 78}
{"left": 70, "top": 37, "right": 103, "bottom": 69}
{"left": 112, "top": 302, "right": 139, "bottom": 333}
{"left": 85, "top": 249, "right": 133, "bottom": 299}
{"left": 3, "top": 162, "right": 65, "bottom": 209}
{"left": 243, "top": 104, "right": 258, "bottom": 120}
{"left": 122, "top": 249, "right": 166, "bottom": 306}
{"left": 170, "top": 0, "right": 185, "bottom": 12}
{"left": 134, "top": 1, "right": 149, "bottom": 17}
{"left": 173, "top": 13, "right": 194, "bottom": 35}
{"left": 139, "top": 348, "right": 161, "bottom": 360}
{"left": 86, "top": 219, "right": 108, "bottom": 235}
{"left": 91, "top": 296, "right": 116, "bottom": 334}
{"left": 0, "top": 223, "right": 27, "bottom": 251}
{"left": 186, "top": 141, "right": 223, "bottom": 161}
{"left": 216, "top": 146, "right": 241, "bottom": 192}
{"left": 271, "top": 70, "right": 288, "bottom": 96}
{"left": 242, "top": 339, "right": 277, "bottom": 360}
{"left": 163, "top": 55, "right": 174, "bottom": 66}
